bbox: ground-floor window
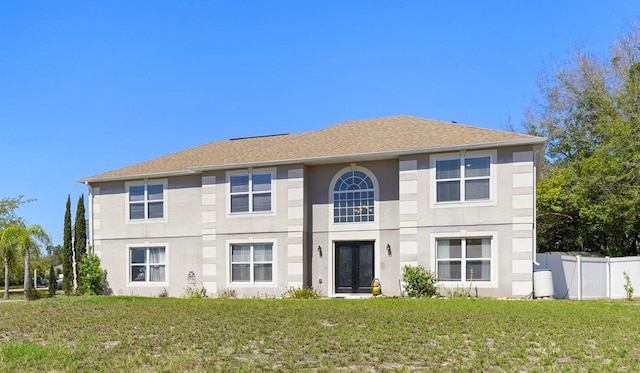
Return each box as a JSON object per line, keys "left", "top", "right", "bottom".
{"left": 230, "top": 243, "right": 273, "bottom": 283}
{"left": 436, "top": 238, "right": 491, "bottom": 281}
{"left": 130, "top": 247, "right": 166, "bottom": 283}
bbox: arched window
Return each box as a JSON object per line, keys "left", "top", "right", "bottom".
{"left": 333, "top": 170, "right": 375, "bottom": 223}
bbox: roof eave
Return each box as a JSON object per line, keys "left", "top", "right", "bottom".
{"left": 80, "top": 137, "right": 547, "bottom": 183}
{"left": 78, "top": 170, "right": 199, "bottom": 184}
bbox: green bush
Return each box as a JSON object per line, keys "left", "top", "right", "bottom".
{"left": 402, "top": 265, "right": 439, "bottom": 298}
{"left": 283, "top": 286, "right": 322, "bottom": 299}
{"left": 78, "top": 254, "right": 106, "bottom": 295}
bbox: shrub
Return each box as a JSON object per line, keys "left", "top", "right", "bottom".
{"left": 402, "top": 265, "right": 439, "bottom": 298}
{"left": 158, "top": 288, "right": 169, "bottom": 298}
{"left": 447, "top": 286, "right": 472, "bottom": 298}
{"left": 183, "top": 286, "right": 207, "bottom": 299}
{"left": 623, "top": 271, "right": 634, "bottom": 301}
{"left": 78, "top": 254, "right": 106, "bottom": 295}
{"left": 25, "top": 287, "right": 40, "bottom": 301}
{"left": 283, "top": 286, "right": 321, "bottom": 299}
{"left": 217, "top": 288, "right": 237, "bottom": 298}
{"left": 47, "top": 264, "right": 56, "bottom": 297}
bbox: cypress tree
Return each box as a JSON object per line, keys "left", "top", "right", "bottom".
{"left": 74, "top": 195, "right": 86, "bottom": 262}
{"left": 48, "top": 264, "right": 56, "bottom": 297}
{"left": 62, "top": 195, "right": 73, "bottom": 294}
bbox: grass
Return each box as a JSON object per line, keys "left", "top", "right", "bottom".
{"left": 0, "top": 289, "right": 50, "bottom": 300}
{"left": 0, "top": 297, "right": 639, "bottom": 372}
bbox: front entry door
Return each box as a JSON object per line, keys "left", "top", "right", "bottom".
{"left": 335, "top": 241, "right": 374, "bottom": 293}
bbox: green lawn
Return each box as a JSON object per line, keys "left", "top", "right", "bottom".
{"left": 0, "top": 296, "right": 638, "bottom": 372}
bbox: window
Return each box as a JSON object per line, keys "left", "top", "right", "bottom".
{"left": 128, "top": 182, "right": 165, "bottom": 220}
{"left": 436, "top": 238, "right": 491, "bottom": 282}
{"left": 230, "top": 172, "right": 272, "bottom": 213}
{"left": 230, "top": 243, "right": 273, "bottom": 283}
{"left": 333, "top": 170, "right": 375, "bottom": 223}
{"left": 436, "top": 156, "right": 490, "bottom": 202}
{"left": 130, "top": 247, "right": 166, "bottom": 283}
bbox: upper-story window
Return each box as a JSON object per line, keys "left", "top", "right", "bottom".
{"left": 230, "top": 171, "right": 272, "bottom": 213}
{"left": 436, "top": 155, "right": 490, "bottom": 202}
{"left": 128, "top": 181, "right": 165, "bottom": 220}
{"left": 333, "top": 170, "right": 375, "bottom": 223}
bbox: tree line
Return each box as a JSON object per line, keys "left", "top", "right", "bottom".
{"left": 526, "top": 22, "right": 640, "bottom": 256}
{"left": 0, "top": 194, "right": 104, "bottom": 299}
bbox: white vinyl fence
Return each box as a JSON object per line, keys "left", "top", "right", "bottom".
{"left": 535, "top": 253, "right": 640, "bottom": 300}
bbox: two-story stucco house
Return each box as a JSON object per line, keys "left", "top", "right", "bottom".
{"left": 79, "top": 115, "right": 546, "bottom": 298}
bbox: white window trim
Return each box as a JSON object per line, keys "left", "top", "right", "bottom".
{"left": 126, "top": 243, "right": 169, "bottom": 287}
{"left": 430, "top": 150, "right": 497, "bottom": 208}
{"left": 429, "top": 231, "right": 498, "bottom": 288}
{"left": 125, "top": 179, "right": 168, "bottom": 223}
{"left": 225, "top": 238, "right": 278, "bottom": 287}
{"left": 329, "top": 166, "right": 380, "bottom": 229}
{"left": 226, "top": 168, "right": 276, "bottom": 217}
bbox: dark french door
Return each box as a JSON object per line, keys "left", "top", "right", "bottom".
{"left": 335, "top": 241, "right": 374, "bottom": 293}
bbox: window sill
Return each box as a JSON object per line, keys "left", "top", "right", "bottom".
{"left": 126, "top": 218, "right": 167, "bottom": 224}
{"left": 126, "top": 282, "right": 168, "bottom": 287}
{"left": 330, "top": 220, "right": 378, "bottom": 232}
{"left": 227, "top": 211, "right": 276, "bottom": 218}
{"left": 431, "top": 199, "right": 495, "bottom": 209}
{"left": 227, "top": 282, "right": 277, "bottom": 288}
{"left": 437, "top": 280, "right": 496, "bottom": 288}
{"left": 332, "top": 220, "right": 376, "bottom": 225}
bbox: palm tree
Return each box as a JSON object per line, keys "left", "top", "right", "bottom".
{"left": 0, "top": 228, "right": 19, "bottom": 299}
{"left": 4, "top": 223, "right": 51, "bottom": 299}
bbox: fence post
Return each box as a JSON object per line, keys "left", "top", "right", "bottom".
{"left": 576, "top": 255, "right": 582, "bottom": 300}
{"left": 606, "top": 256, "right": 611, "bottom": 299}
{"left": 545, "top": 252, "right": 550, "bottom": 269}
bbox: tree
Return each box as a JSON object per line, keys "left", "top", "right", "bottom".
{"left": 45, "top": 244, "right": 62, "bottom": 266}
{"left": 74, "top": 195, "right": 87, "bottom": 263}
{"left": 4, "top": 223, "right": 51, "bottom": 299}
{"left": 48, "top": 264, "right": 56, "bottom": 297}
{"left": 0, "top": 229, "right": 19, "bottom": 299}
{"left": 0, "top": 195, "right": 32, "bottom": 229}
{"left": 62, "top": 195, "right": 73, "bottom": 294}
{"left": 0, "top": 196, "right": 32, "bottom": 299}
{"left": 526, "top": 22, "right": 640, "bottom": 255}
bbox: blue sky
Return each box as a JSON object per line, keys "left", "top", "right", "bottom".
{"left": 1, "top": 2, "right": 638, "bottom": 246}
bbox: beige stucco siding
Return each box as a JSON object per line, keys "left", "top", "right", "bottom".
{"left": 305, "top": 147, "right": 537, "bottom": 298}
{"left": 89, "top": 144, "right": 538, "bottom": 299}
{"left": 307, "top": 160, "right": 400, "bottom": 297}
{"left": 197, "top": 165, "right": 306, "bottom": 298}
{"left": 91, "top": 167, "right": 308, "bottom": 297}
{"left": 92, "top": 175, "right": 203, "bottom": 296}
{"left": 93, "top": 176, "right": 203, "bottom": 241}
{"left": 396, "top": 146, "right": 536, "bottom": 298}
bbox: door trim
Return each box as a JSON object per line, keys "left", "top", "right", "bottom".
{"left": 325, "top": 232, "right": 381, "bottom": 298}
{"left": 334, "top": 241, "right": 375, "bottom": 294}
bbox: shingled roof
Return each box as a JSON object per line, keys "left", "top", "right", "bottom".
{"left": 80, "top": 115, "right": 546, "bottom": 182}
